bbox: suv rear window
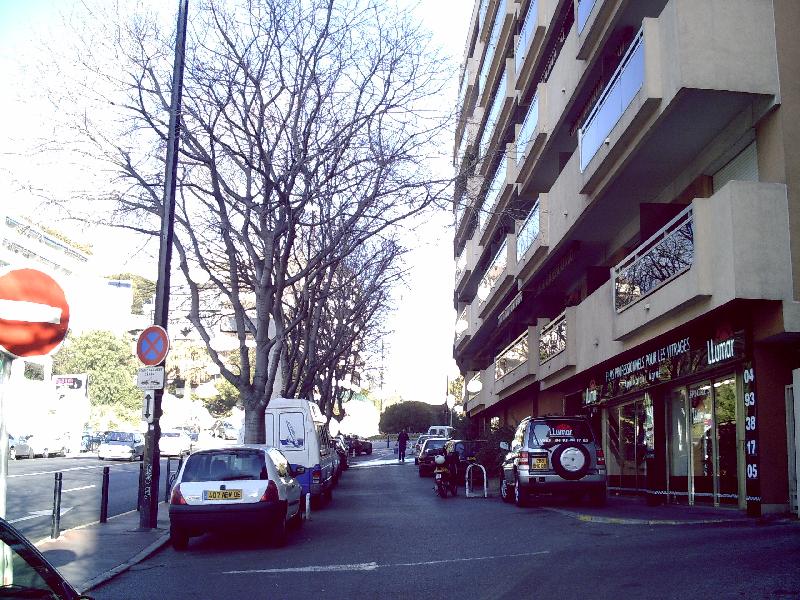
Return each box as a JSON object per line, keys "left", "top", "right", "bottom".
{"left": 422, "top": 439, "right": 446, "bottom": 453}
{"left": 527, "top": 419, "right": 594, "bottom": 446}
{"left": 182, "top": 450, "right": 268, "bottom": 482}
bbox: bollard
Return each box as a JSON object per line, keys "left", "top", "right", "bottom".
{"left": 137, "top": 462, "right": 144, "bottom": 511}
{"left": 100, "top": 466, "right": 110, "bottom": 523}
{"left": 50, "top": 472, "right": 63, "bottom": 539}
{"left": 305, "top": 492, "right": 311, "bottom": 521}
{"left": 386, "top": 435, "right": 390, "bottom": 448}
{"left": 164, "top": 459, "right": 172, "bottom": 502}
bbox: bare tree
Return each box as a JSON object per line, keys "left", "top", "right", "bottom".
{"left": 42, "top": 0, "right": 453, "bottom": 442}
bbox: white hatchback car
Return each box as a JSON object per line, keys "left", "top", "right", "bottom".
{"left": 168, "top": 445, "right": 304, "bottom": 550}
{"left": 159, "top": 430, "right": 193, "bottom": 457}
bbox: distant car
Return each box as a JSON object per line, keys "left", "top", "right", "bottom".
{"left": 175, "top": 426, "right": 200, "bottom": 442}
{"left": 347, "top": 436, "right": 372, "bottom": 456}
{"left": 426, "top": 425, "right": 454, "bottom": 438}
{"left": 160, "top": 430, "right": 193, "bottom": 457}
{"left": 417, "top": 437, "right": 448, "bottom": 476}
{"left": 412, "top": 434, "right": 436, "bottom": 465}
{"left": 16, "top": 433, "right": 69, "bottom": 459}
{"left": 98, "top": 431, "right": 145, "bottom": 461}
{"left": 168, "top": 445, "right": 304, "bottom": 550}
{"left": 0, "top": 516, "right": 84, "bottom": 599}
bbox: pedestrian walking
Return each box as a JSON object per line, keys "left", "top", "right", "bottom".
{"left": 398, "top": 429, "right": 409, "bottom": 463}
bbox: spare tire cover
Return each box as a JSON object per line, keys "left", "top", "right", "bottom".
{"left": 552, "top": 442, "right": 590, "bottom": 480}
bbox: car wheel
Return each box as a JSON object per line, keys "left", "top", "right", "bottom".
{"left": 366, "top": 447, "right": 372, "bottom": 455}
{"left": 170, "top": 525, "right": 189, "bottom": 551}
{"left": 552, "top": 442, "right": 591, "bottom": 481}
{"left": 272, "top": 508, "right": 288, "bottom": 547}
{"left": 500, "top": 478, "right": 513, "bottom": 503}
{"left": 514, "top": 475, "right": 528, "bottom": 508}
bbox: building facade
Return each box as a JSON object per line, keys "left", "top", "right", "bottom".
{"left": 452, "top": 0, "right": 800, "bottom": 516}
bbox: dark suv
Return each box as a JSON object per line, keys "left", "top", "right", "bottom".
{"left": 500, "top": 416, "right": 607, "bottom": 507}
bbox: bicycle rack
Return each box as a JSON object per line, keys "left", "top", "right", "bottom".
{"left": 465, "top": 464, "right": 488, "bottom": 498}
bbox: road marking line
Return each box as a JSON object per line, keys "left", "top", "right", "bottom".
{"left": 8, "top": 464, "right": 142, "bottom": 478}
{"left": 63, "top": 485, "right": 96, "bottom": 492}
{"left": 223, "top": 551, "right": 550, "bottom": 575}
{"left": 8, "top": 507, "right": 73, "bottom": 524}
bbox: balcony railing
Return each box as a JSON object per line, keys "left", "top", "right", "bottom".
{"left": 539, "top": 312, "right": 566, "bottom": 363}
{"left": 477, "top": 239, "right": 508, "bottom": 302}
{"left": 577, "top": 0, "right": 598, "bottom": 33}
{"left": 579, "top": 29, "right": 644, "bottom": 172}
{"left": 613, "top": 205, "right": 694, "bottom": 312}
{"left": 516, "top": 200, "right": 540, "bottom": 259}
{"left": 455, "top": 251, "right": 467, "bottom": 281}
{"left": 515, "top": 0, "right": 539, "bottom": 71}
{"left": 478, "top": 0, "right": 490, "bottom": 33}
{"left": 455, "top": 306, "right": 469, "bottom": 337}
{"left": 479, "top": 161, "right": 507, "bottom": 232}
{"left": 515, "top": 92, "right": 539, "bottom": 162}
{"left": 454, "top": 189, "right": 466, "bottom": 228}
{"left": 467, "top": 372, "right": 482, "bottom": 402}
{"left": 495, "top": 332, "right": 529, "bottom": 379}
{"left": 479, "top": 70, "right": 507, "bottom": 159}
{"left": 478, "top": 0, "right": 505, "bottom": 98}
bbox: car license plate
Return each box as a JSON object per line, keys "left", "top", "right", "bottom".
{"left": 203, "top": 489, "right": 242, "bottom": 500}
{"left": 435, "top": 473, "right": 442, "bottom": 480}
{"left": 533, "top": 457, "right": 547, "bottom": 469}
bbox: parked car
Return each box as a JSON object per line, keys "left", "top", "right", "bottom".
{"left": 16, "top": 433, "right": 69, "bottom": 459}
{"left": 98, "top": 431, "right": 145, "bottom": 461}
{"left": 168, "top": 445, "right": 304, "bottom": 550}
{"left": 346, "top": 436, "right": 372, "bottom": 456}
{"left": 0, "top": 516, "right": 84, "bottom": 599}
{"left": 160, "top": 430, "right": 193, "bottom": 457}
{"left": 175, "top": 426, "right": 200, "bottom": 442}
{"left": 500, "top": 416, "right": 607, "bottom": 507}
{"left": 417, "top": 437, "right": 448, "bottom": 476}
{"left": 426, "top": 425, "right": 454, "bottom": 438}
{"left": 443, "top": 439, "right": 489, "bottom": 481}
{"left": 412, "top": 434, "right": 435, "bottom": 465}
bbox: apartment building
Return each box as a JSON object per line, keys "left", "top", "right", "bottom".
{"left": 452, "top": 0, "right": 800, "bottom": 516}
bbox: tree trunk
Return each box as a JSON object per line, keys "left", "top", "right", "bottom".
{"left": 243, "top": 398, "right": 267, "bottom": 444}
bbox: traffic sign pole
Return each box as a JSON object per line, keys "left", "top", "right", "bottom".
{"left": 139, "top": 0, "right": 188, "bottom": 531}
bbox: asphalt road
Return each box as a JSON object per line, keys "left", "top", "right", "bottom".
{"left": 5, "top": 453, "right": 177, "bottom": 542}
{"left": 90, "top": 445, "right": 800, "bottom": 600}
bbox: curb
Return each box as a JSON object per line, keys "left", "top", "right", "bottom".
{"left": 81, "top": 532, "right": 171, "bottom": 593}
{"left": 543, "top": 507, "right": 743, "bottom": 526}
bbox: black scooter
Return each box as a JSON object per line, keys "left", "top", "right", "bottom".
{"left": 433, "top": 452, "right": 458, "bottom": 498}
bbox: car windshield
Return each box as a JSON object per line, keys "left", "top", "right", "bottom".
{"left": 0, "top": 521, "right": 71, "bottom": 597}
{"left": 182, "top": 450, "right": 267, "bottom": 482}
{"left": 106, "top": 432, "right": 135, "bottom": 443}
{"left": 423, "top": 439, "right": 446, "bottom": 452}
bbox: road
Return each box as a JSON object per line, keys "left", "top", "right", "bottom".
{"left": 91, "top": 446, "right": 800, "bottom": 600}
{"left": 4, "top": 453, "right": 179, "bottom": 542}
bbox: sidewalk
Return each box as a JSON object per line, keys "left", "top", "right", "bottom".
{"left": 35, "top": 503, "right": 171, "bottom": 594}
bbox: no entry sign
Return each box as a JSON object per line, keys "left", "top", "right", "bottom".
{"left": 137, "top": 325, "right": 170, "bottom": 366}
{"left": 0, "top": 268, "right": 70, "bottom": 358}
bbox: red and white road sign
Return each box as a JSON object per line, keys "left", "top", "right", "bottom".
{"left": 137, "top": 325, "right": 170, "bottom": 366}
{"left": 0, "top": 268, "right": 70, "bottom": 358}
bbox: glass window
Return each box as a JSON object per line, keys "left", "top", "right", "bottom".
{"left": 269, "top": 449, "right": 289, "bottom": 478}
{"left": 182, "top": 450, "right": 267, "bottom": 482}
{"left": 512, "top": 421, "right": 526, "bottom": 451}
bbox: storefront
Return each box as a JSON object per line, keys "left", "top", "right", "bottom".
{"left": 580, "top": 318, "right": 759, "bottom": 513}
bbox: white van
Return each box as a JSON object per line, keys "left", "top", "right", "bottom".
{"left": 263, "top": 398, "right": 335, "bottom": 504}
{"left": 426, "top": 425, "right": 454, "bottom": 438}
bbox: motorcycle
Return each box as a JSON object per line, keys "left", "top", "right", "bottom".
{"left": 433, "top": 453, "right": 458, "bottom": 498}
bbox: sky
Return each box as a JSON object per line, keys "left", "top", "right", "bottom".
{"left": 0, "top": 0, "right": 474, "bottom": 403}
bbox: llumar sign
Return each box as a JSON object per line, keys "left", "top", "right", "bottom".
{"left": 589, "top": 329, "right": 746, "bottom": 402}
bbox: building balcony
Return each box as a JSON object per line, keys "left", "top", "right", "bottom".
{"left": 537, "top": 307, "right": 577, "bottom": 384}
{"left": 514, "top": 82, "right": 552, "bottom": 190}
{"left": 612, "top": 181, "right": 792, "bottom": 340}
{"left": 455, "top": 234, "right": 483, "bottom": 303}
{"left": 578, "top": 0, "right": 779, "bottom": 197}
{"left": 494, "top": 327, "right": 537, "bottom": 396}
{"left": 477, "top": 235, "right": 517, "bottom": 319}
{"left": 464, "top": 367, "right": 494, "bottom": 416}
{"left": 455, "top": 301, "right": 482, "bottom": 354}
{"left": 514, "top": 0, "right": 550, "bottom": 96}
{"left": 478, "top": 149, "right": 517, "bottom": 247}
{"left": 515, "top": 195, "right": 549, "bottom": 285}
{"left": 454, "top": 175, "right": 484, "bottom": 251}
{"left": 477, "top": 63, "right": 517, "bottom": 176}
{"left": 477, "top": 0, "right": 516, "bottom": 107}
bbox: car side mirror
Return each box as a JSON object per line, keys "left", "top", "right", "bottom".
{"left": 499, "top": 441, "right": 509, "bottom": 451}
{"left": 291, "top": 465, "right": 306, "bottom": 476}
